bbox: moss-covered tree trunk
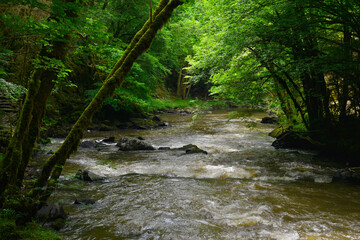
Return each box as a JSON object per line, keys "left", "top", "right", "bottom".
{"left": 0, "top": 0, "right": 78, "bottom": 205}
{"left": 31, "top": 0, "right": 184, "bottom": 202}
{"left": 176, "top": 65, "right": 183, "bottom": 98}
{"left": 0, "top": 72, "right": 40, "bottom": 201}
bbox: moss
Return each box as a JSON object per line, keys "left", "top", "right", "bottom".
{"left": 0, "top": 218, "right": 20, "bottom": 239}
{"left": 269, "top": 126, "right": 287, "bottom": 138}
{"left": 0, "top": 218, "right": 62, "bottom": 240}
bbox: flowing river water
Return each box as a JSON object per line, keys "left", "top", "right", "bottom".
{"left": 44, "top": 110, "right": 360, "bottom": 239}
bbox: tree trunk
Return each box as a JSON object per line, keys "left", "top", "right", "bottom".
{"left": 0, "top": 0, "right": 78, "bottom": 204}
{"left": 339, "top": 25, "right": 351, "bottom": 121}
{"left": 186, "top": 83, "right": 192, "bottom": 99}
{"left": 31, "top": 0, "right": 184, "bottom": 202}
{"left": 176, "top": 66, "right": 183, "bottom": 98}
{"left": 249, "top": 47, "right": 309, "bottom": 128}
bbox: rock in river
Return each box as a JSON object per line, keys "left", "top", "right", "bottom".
{"left": 79, "top": 140, "right": 97, "bottom": 149}
{"left": 75, "top": 169, "right": 104, "bottom": 182}
{"left": 261, "top": 116, "right": 278, "bottom": 124}
{"left": 116, "top": 136, "right": 155, "bottom": 151}
{"left": 37, "top": 203, "right": 67, "bottom": 230}
{"left": 178, "top": 144, "right": 208, "bottom": 155}
{"left": 272, "top": 131, "right": 323, "bottom": 150}
{"left": 332, "top": 168, "right": 360, "bottom": 183}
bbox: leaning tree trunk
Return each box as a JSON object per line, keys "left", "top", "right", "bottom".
{"left": 0, "top": 0, "right": 78, "bottom": 205}
{"left": 31, "top": 0, "right": 184, "bottom": 202}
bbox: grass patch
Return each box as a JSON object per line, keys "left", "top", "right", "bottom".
{"left": 0, "top": 209, "right": 62, "bottom": 240}
{"left": 0, "top": 218, "right": 62, "bottom": 240}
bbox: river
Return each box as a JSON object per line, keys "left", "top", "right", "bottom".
{"left": 45, "top": 110, "right": 360, "bottom": 239}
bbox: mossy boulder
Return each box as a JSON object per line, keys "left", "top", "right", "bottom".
{"left": 269, "top": 126, "right": 287, "bottom": 138}
{"left": 37, "top": 203, "right": 67, "bottom": 222}
{"left": 36, "top": 203, "right": 67, "bottom": 230}
{"left": 272, "top": 131, "right": 324, "bottom": 150}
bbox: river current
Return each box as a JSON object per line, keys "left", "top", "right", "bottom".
{"left": 46, "top": 110, "right": 360, "bottom": 239}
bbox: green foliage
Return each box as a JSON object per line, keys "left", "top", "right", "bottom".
{"left": 0, "top": 78, "right": 26, "bottom": 101}
{"left": 0, "top": 208, "right": 20, "bottom": 219}
{"left": 185, "top": 0, "right": 360, "bottom": 134}
{"left": 72, "top": 0, "right": 196, "bottom": 116}
{"left": 1, "top": 208, "right": 62, "bottom": 239}
{"left": 0, "top": 218, "right": 63, "bottom": 240}
{"left": 33, "top": 57, "right": 74, "bottom": 87}
{"left": 39, "top": 137, "right": 51, "bottom": 145}
{"left": 0, "top": 218, "right": 19, "bottom": 239}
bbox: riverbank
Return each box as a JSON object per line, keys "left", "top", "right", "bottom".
{"left": 268, "top": 122, "right": 360, "bottom": 168}
{"left": 41, "top": 98, "right": 237, "bottom": 138}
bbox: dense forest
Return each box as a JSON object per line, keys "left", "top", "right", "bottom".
{"left": 1, "top": 0, "right": 360, "bottom": 238}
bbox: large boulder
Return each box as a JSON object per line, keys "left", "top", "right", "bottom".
{"left": 116, "top": 136, "right": 155, "bottom": 151}
{"left": 37, "top": 203, "right": 67, "bottom": 230}
{"left": 79, "top": 138, "right": 115, "bottom": 151}
{"left": 37, "top": 203, "right": 67, "bottom": 222}
{"left": 272, "top": 131, "right": 323, "bottom": 150}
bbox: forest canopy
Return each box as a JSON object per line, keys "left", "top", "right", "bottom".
{"left": 0, "top": 0, "right": 360, "bottom": 232}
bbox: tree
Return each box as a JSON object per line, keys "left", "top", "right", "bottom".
{"left": 188, "top": 0, "right": 360, "bottom": 130}
{"left": 0, "top": 0, "right": 80, "bottom": 203}
{"left": 0, "top": 0, "right": 185, "bottom": 218}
